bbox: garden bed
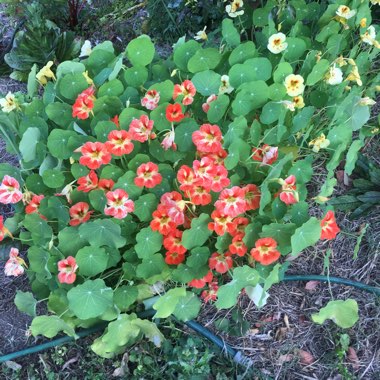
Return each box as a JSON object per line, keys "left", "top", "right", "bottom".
{"left": 1, "top": 1, "right": 380, "bottom": 379}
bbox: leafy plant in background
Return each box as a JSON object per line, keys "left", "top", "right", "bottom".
{"left": 4, "top": 2, "right": 81, "bottom": 81}
{"left": 0, "top": 0, "right": 379, "bottom": 359}
{"left": 330, "top": 154, "right": 380, "bottom": 218}
{"left": 146, "top": 0, "right": 225, "bottom": 42}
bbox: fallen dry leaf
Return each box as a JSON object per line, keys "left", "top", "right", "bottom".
{"left": 284, "top": 314, "right": 290, "bottom": 328}
{"left": 278, "top": 354, "right": 294, "bottom": 365}
{"left": 62, "top": 356, "right": 79, "bottom": 371}
{"left": 298, "top": 350, "right": 315, "bottom": 365}
{"left": 347, "top": 347, "right": 360, "bottom": 370}
{"left": 305, "top": 280, "right": 319, "bottom": 291}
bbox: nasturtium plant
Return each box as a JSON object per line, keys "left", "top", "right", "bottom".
{"left": 0, "top": 0, "right": 379, "bottom": 357}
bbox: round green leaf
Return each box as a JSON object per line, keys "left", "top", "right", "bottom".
{"left": 134, "top": 193, "right": 158, "bottom": 222}
{"left": 173, "top": 40, "right": 200, "bottom": 71}
{"left": 222, "top": 18, "right": 240, "bottom": 47}
{"left": 98, "top": 79, "right": 124, "bottom": 97}
{"left": 58, "top": 73, "right": 88, "bottom": 100}
{"left": 126, "top": 35, "right": 155, "bottom": 67}
{"left": 124, "top": 66, "right": 148, "bottom": 88}
{"left": 67, "top": 279, "right": 114, "bottom": 319}
{"left": 135, "top": 227, "right": 163, "bottom": 259}
{"left": 252, "top": 8, "right": 270, "bottom": 27}
{"left": 187, "top": 48, "right": 222, "bottom": 73}
{"left": 114, "top": 286, "right": 138, "bottom": 311}
{"left": 76, "top": 246, "right": 109, "bottom": 277}
{"left": 192, "top": 70, "right": 221, "bottom": 96}
{"left": 46, "top": 102, "right": 74, "bottom": 128}
{"left": 229, "top": 41, "right": 256, "bottom": 66}
{"left": 173, "top": 292, "right": 201, "bottom": 322}
{"left": 207, "top": 94, "right": 230, "bottom": 123}
{"left": 269, "top": 83, "right": 287, "bottom": 101}
{"left": 284, "top": 37, "right": 307, "bottom": 61}
{"left": 175, "top": 119, "right": 199, "bottom": 152}
{"left": 42, "top": 169, "right": 65, "bottom": 188}
{"left": 260, "top": 102, "right": 283, "bottom": 124}
{"left": 312, "top": 300, "right": 359, "bottom": 329}
{"left": 47, "top": 129, "right": 77, "bottom": 159}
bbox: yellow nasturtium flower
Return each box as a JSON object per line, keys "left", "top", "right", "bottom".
{"left": 267, "top": 33, "right": 288, "bottom": 54}
{"left": 284, "top": 74, "right": 305, "bottom": 97}
{"left": 36, "top": 61, "right": 56, "bottom": 85}
{"left": 225, "top": 0, "right": 244, "bottom": 18}
{"left": 219, "top": 75, "right": 234, "bottom": 94}
{"left": 194, "top": 26, "right": 208, "bottom": 41}
{"left": 0, "top": 92, "right": 19, "bottom": 113}
{"left": 336, "top": 5, "right": 356, "bottom": 20}
{"left": 309, "top": 134, "right": 330, "bottom": 153}
{"left": 370, "top": 0, "right": 380, "bottom": 5}
{"left": 293, "top": 96, "right": 305, "bottom": 109}
{"left": 345, "top": 65, "right": 362, "bottom": 86}
{"left": 357, "top": 97, "right": 376, "bottom": 106}
{"left": 325, "top": 65, "right": 343, "bottom": 85}
{"left": 360, "top": 18, "right": 367, "bottom": 28}
{"left": 335, "top": 56, "right": 347, "bottom": 67}
{"left": 361, "top": 26, "right": 380, "bottom": 48}
{"left": 83, "top": 71, "right": 93, "bottom": 85}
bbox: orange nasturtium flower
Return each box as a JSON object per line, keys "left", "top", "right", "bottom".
{"left": 250, "top": 238, "right": 281, "bottom": 266}
{"left": 320, "top": 211, "right": 340, "bottom": 240}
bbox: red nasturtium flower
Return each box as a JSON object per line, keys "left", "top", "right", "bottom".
{"left": 215, "top": 186, "right": 246, "bottom": 218}
{"left": 201, "top": 281, "right": 219, "bottom": 302}
{"left": 173, "top": 80, "right": 197, "bottom": 105}
{"left": 208, "top": 210, "right": 234, "bottom": 236}
{"left": 202, "top": 94, "right": 217, "bottom": 113}
{"left": 77, "top": 170, "right": 99, "bottom": 192}
{"left": 165, "top": 251, "right": 186, "bottom": 265}
{"left": 150, "top": 205, "right": 176, "bottom": 235}
{"left": 242, "top": 184, "right": 261, "bottom": 211}
{"left": 105, "top": 130, "right": 134, "bottom": 156}
{"left": 188, "top": 271, "right": 213, "bottom": 288}
{"left": 161, "top": 129, "right": 176, "bottom": 151}
{"left": 72, "top": 86, "right": 96, "bottom": 120}
{"left": 166, "top": 103, "right": 185, "bottom": 123}
{"left": 250, "top": 238, "right": 281, "bottom": 266}
{"left": 160, "top": 191, "right": 186, "bottom": 225}
{"left": 252, "top": 145, "right": 278, "bottom": 166}
{"left": 0, "top": 175, "right": 23, "bottom": 204}
{"left": 279, "top": 175, "right": 299, "bottom": 205}
{"left": 25, "top": 194, "right": 44, "bottom": 215}
{"left": 4, "top": 248, "right": 26, "bottom": 277}
{"left": 57, "top": 256, "right": 78, "bottom": 284}
{"left": 229, "top": 235, "right": 248, "bottom": 257}
{"left": 79, "top": 142, "right": 111, "bottom": 170}
{"left": 141, "top": 89, "right": 160, "bottom": 110}
{"left": 320, "top": 211, "right": 340, "bottom": 240}
{"left": 134, "top": 162, "right": 162, "bottom": 188}
{"left": 208, "top": 252, "right": 233, "bottom": 274}
{"left": 0, "top": 215, "right": 11, "bottom": 242}
{"left": 192, "top": 124, "right": 223, "bottom": 153}
{"left": 69, "top": 202, "right": 93, "bottom": 226}
{"left": 104, "top": 189, "right": 134, "bottom": 219}
{"left": 110, "top": 115, "right": 120, "bottom": 127}
{"left": 98, "top": 178, "right": 115, "bottom": 192}
{"left": 163, "top": 230, "right": 187, "bottom": 256}
{"left": 129, "top": 115, "right": 155, "bottom": 142}
{"left": 228, "top": 216, "right": 249, "bottom": 237}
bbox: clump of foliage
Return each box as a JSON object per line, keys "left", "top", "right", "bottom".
{"left": 330, "top": 154, "right": 380, "bottom": 218}
{"left": 4, "top": 2, "right": 81, "bottom": 81}
{"left": 146, "top": 0, "right": 225, "bottom": 42}
{"left": 0, "top": 0, "right": 379, "bottom": 359}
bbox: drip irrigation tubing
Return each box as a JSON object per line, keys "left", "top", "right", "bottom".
{"left": 0, "top": 274, "right": 378, "bottom": 364}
